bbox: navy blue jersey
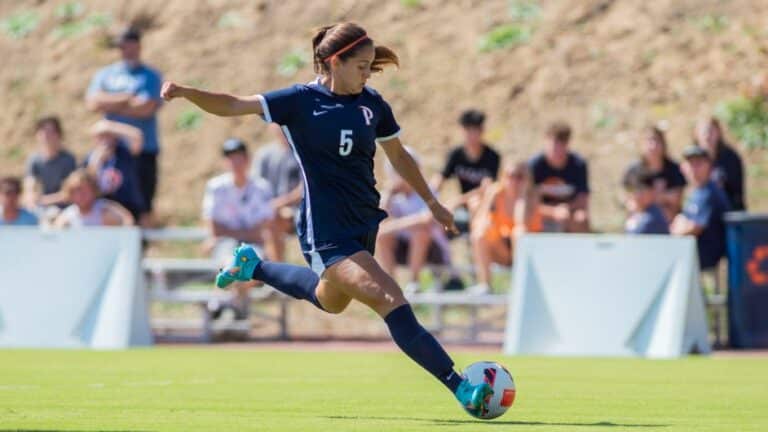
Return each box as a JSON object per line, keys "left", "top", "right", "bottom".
{"left": 683, "top": 181, "right": 731, "bottom": 269}
{"left": 257, "top": 79, "right": 400, "bottom": 245}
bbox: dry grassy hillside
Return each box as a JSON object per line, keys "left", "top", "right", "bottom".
{"left": 2, "top": 0, "right": 767, "bottom": 229}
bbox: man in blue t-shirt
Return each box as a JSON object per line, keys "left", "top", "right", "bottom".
{"left": 86, "top": 27, "right": 162, "bottom": 225}
{"left": 671, "top": 146, "right": 732, "bottom": 270}
{"left": 528, "top": 121, "right": 590, "bottom": 232}
{"left": 624, "top": 169, "right": 669, "bottom": 235}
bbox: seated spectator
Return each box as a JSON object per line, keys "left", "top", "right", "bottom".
{"left": 623, "top": 168, "right": 669, "bottom": 235}
{"left": 622, "top": 125, "right": 686, "bottom": 220}
{"left": 469, "top": 161, "right": 542, "bottom": 294}
{"left": 694, "top": 117, "right": 746, "bottom": 210}
{"left": 251, "top": 123, "right": 303, "bottom": 260}
{"left": 23, "top": 116, "right": 77, "bottom": 210}
{"left": 529, "top": 121, "right": 590, "bottom": 232}
{"left": 202, "top": 139, "right": 278, "bottom": 319}
{"left": 84, "top": 120, "right": 145, "bottom": 222}
{"left": 671, "top": 146, "right": 731, "bottom": 270}
{"left": 376, "top": 150, "right": 454, "bottom": 294}
{"left": 431, "top": 109, "right": 500, "bottom": 231}
{"left": 54, "top": 169, "right": 134, "bottom": 227}
{"left": 0, "top": 176, "right": 38, "bottom": 226}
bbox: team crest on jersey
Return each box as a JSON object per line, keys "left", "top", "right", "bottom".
{"left": 359, "top": 105, "right": 373, "bottom": 126}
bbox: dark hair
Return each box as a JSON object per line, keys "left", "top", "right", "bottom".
{"left": 546, "top": 121, "right": 571, "bottom": 142}
{"left": 35, "top": 116, "right": 63, "bottom": 136}
{"left": 623, "top": 168, "right": 655, "bottom": 191}
{"left": 641, "top": 125, "right": 668, "bottom": 157}
{"left": 312, "top": 23, "right": 399, "bottom": 74}
{"left": 0, "top": 176, "right": 22, "bottom": 194}
{"left": 459, "top": 109, "right": 485, "bottom": 128}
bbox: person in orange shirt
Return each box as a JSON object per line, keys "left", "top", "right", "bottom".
{"left": 469, "top": 160, "right": 542, "bottom": 294}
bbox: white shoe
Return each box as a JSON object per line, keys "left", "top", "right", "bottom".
{"left": 466, "top": 283, "right": 491, "bottom": 295}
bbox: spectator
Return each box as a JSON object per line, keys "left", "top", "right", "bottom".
{"left": 251, "top": 123, "right": 303, "bottom": 258}
{"left": 376, "top": 150, "right": 454, "bottom": 294}
{"left": 671, "top": 146, "right": 731, "bottom": 270}
{"left": 622, "top": 125, "right": 686, "bottom": 220}
{"left": 86, "top": 26, "right": 163, "bottom": 226}
{"left": 694, "top": 117, "right": 746, "bottom": 210}
{"left": 23, "top": 116, "right": 77, "bottom": 209}
{"left": 203, "top": 138, "right": 278, "bottom": 320}
{"left": 529, "top": 121, "right": 590, "bottom": 232}
{"left": 469, "top": 161, "right": 542, "bottom": 294}
{"left": 0, "top": 177, "right": 38, "bottom": 226}
{"left": 623, "top": 168, "right": 669, "bottom": 235}
{"left": 54, "top": 169, "right": 134, "bottom": 227}
{"left": 431, "top": 109, "right": 500, "bottom": 231}
{"left": 84, "top": 120, "right": 145, "bottom": 221}
{"left": 202, "top": 138, "right": 278, "bottom": 260}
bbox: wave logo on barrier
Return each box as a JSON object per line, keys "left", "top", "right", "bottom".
{"left": 746, "top": 245, "right": 768, "bottom": 286}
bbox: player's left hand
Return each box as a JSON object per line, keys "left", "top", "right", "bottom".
{"left": 428, "top": 200, "right": 459, "bottom": 235}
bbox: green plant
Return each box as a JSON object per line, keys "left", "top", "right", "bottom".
{"left": 277, "top": 49, "right": 309, "bottom": 77}
{"left": 591, "top": 103, "right": 615, "bottom": 129}
{"left": 52, "top": 11, "right": 111, "bottom": 40}
{"left": 55, "top": 2, "right": 85, "bottom": 21}
{"left": 715, "top": 96, "right": 768, "bottom": 150}
{"left": 175, "top": 109, "right": 203, "bottom": 131}
{"left": 693, "top": 14, "right": 729, "bottom": 33}
{"left": 508, "top": 0, "right": 540, "bottom": 21}
{"left": 478, "top": 24, "right": 531, "bottom": 52}
{"left": 218, "top": 11, "right": 244, "bottom": 29}
{"left": 400, "top": 0, "right": 422, "bottom": 8}
{"left": 1, "top": 10, "right": 39, "bottom": 39}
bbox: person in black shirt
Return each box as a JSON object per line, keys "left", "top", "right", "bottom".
{"left": 694, "top": 117, "right": 746, "bottom": 210}
{"left": 622, "top": 125, "right": 686, "bottom": 220}
{"left": 433, "top": 110, "right": 500, "bottom": 196}
{"left": 432, "top": 109, "right": 500, "bottom": 233}
{"left": 528, "top": 121, "right": 590, "bottom": 232}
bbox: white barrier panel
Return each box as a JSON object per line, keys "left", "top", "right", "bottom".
{"left": 0, "top": 227, "right": 151, "bottom": 348}
{"left": 504, "top": 234, "right": 710, "bottom": 358}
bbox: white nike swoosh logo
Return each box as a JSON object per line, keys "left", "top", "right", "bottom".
{"left": 313, "top": 110, "right": 328, "bottom": 116}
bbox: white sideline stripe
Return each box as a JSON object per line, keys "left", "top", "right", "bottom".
{"left": 375, "top": 129, "right": 401, "bottom": 144}
{"left": 256, "top": 94, "right": 272, "bottom": 123}
{"left": 281, "top": 126, "right": 316, "bottom": 250}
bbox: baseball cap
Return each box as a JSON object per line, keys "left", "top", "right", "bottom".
{"left": 115, "top": 27, "right": 141, "bottom": 45}
{"left": 682, "top": 145, "right": 710, "bottom": 161}
{"left": 222, "top": 138, "right": 247, "bottom": 156}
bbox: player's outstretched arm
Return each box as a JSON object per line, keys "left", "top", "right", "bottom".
{"left": 161, "top": 81, "right": 263, "bottom": 117}
{"left": 380, "top": 137, "right": 458, "bottom": 235}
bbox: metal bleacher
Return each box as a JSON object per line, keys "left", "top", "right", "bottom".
{"left": 142, "top": 228, "right": 507, "bottom": 343}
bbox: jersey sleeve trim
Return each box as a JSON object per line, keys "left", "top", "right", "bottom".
{"left": 256, "top": 94, "right": 273, "bottom": 123}
{"left": 375, "top": 129, "right": 402, "bottom": 144}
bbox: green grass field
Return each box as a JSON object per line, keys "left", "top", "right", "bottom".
{"left": 1, "top": 348, "right": 766, "bottom": 431}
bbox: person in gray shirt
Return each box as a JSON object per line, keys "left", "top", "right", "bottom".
{"left": 23, "top": 116, "right": 77, "bottom": 209}
{"left": 251, "top": 123, "right": 303, "bottom": 236}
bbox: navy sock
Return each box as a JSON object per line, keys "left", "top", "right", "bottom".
{"left": 252, "top": 261, "right": 324, "bottom": 310}
{"left": 384, "top": 304, "right": 463, "bottom": 392}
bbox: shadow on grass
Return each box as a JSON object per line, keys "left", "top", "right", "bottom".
{"left": 324, "top": 416, "right": 667, "bottom": 428}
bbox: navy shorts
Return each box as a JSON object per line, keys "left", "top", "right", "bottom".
{"left": 300, "top": 229, "right": 378, "bottom": 276}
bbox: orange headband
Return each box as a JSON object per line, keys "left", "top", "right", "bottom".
{"left": 323, "top": 34, "right": 370, "bottom": 62}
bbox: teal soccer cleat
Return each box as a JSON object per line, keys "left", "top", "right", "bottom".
{"left": 455, "top": 377, "right": 494, "bottom": 418}
{"left": 215, "top": 244, "right": 262, "bottom": 289}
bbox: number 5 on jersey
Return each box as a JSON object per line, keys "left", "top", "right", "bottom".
{"left": 339, "top": 129, "right": 353, "bottom": 156}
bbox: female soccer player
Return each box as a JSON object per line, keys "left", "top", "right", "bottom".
{"left": 161, "top": 22, "right": 492, "bottom": 415}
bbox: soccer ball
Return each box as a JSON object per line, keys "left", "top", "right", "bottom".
{"left": 461, "top": 361, "right": 516, "bottom": 420}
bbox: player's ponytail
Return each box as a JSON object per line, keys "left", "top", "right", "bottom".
{"left": 312, "top": 23, "right": 399, "bottom": 74}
